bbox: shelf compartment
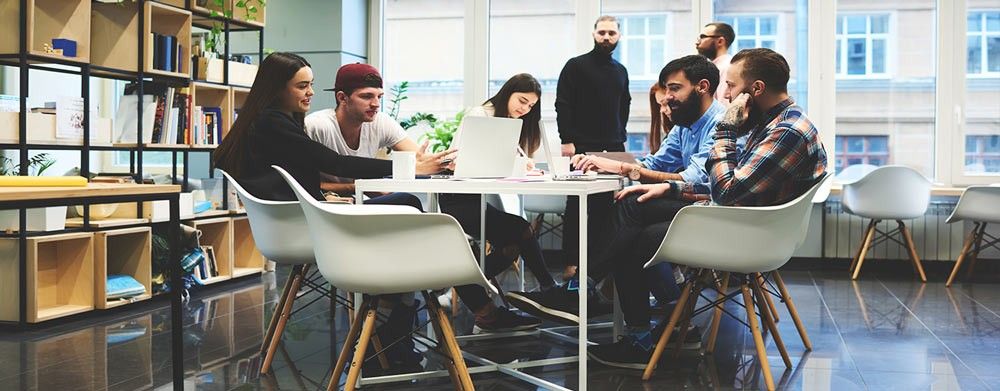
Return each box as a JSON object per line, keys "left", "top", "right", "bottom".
{"left": 146, "top": 1, "right": 192, "bottom": 77}
{"left": 0, "top": 112, "right": 113, "bottom": 146}
{"left": 94, "top": 227, "right": 152, "bottom": 309}
{"left": 184, "top": 217, "right": 232, "bottom": 284}
{"left": 0, "top": 232, "right": 95, "bottom": 323}
{"left": 231, "top": 216, "right": 263, "bottom": 278}
{"left": 190, "top": 81, "right": 232, "bottom": 146}
{"left": 0, "top": 0, "right": 91, "bottom": 63}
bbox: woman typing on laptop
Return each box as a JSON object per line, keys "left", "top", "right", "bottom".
{"left": 439, "top": 73, "right": 558, "bottom": 333}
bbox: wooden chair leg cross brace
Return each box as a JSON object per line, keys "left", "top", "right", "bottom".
{"left": 849, "top": 219, "right": 927, "bottom": 282}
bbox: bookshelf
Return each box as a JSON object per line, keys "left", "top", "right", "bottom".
{"left": 145, "top": 1, "right": 192, "bottom": 78}
{"left": 185, "top": 217, "right": 232, "bottom": 285}
{"left": 0, "top": 232, "right": 95, "bottom": 323}
{"left": 94, "top": 226, "right": 152, "bottom": 309}
{"left": 0, "top": 0, "right": 92, "bottom": 63}
{"left": 231, "top": 216, "right": 263, "bottom": 277}
{"left": 190, "top": 81, "right": 231, "bottom": 147}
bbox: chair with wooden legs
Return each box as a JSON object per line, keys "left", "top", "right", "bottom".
{"left": 945, "top": 185, "right": 1000, "bottom": 286}
{"left": 641, "top": 174, "right": 828, "bottom": 391}
{"left": 221, "top": 170, "right": 354, "bottom": 375}
{"left": 276, "top": 165, "right": 494, "bottom": 391}
{"left": 841, "top": 166, "right": 931, "bottom": 282}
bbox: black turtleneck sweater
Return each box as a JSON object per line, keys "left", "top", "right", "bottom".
{"left": 229, "top": 109, "right": 391, "bottom": 201}
{"left": 555, "top": 48, "right": 631, "bottom": 146}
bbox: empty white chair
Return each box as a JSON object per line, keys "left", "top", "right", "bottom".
{"left": 841, "top": 165, "right": 931, "bottom": 282}
{"left": 273, "top": 165, "right": 495, "bottom": 391}
{"left": 835, "top": 163, "right": 879, "bottom": 184}
{"left": 640, "top": 175, "right": 828, "bottom": 391}
{"left": 945, "top": 184, "right": 1000, "bottom": 286}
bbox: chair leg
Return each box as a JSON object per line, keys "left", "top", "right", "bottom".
{"left": 451, "top": 287, "right": 460, "bottom": 317}
{"left": 852, "top": 219, "right": 880, "bottom": 280}
{"left": 771, "top": 271, "right": 811, "bottom": 350}
{"left": 326, "top": 298, "right": 370, "bottom": 391}
{"left": 424, "top": 291, "right": 475, "bottom": 390}
{"left": 643, "top": 275, "right": 697, "bottom": 381}
{"left": 898, "top": 220, "right": 927, "bottom": 282}
{"left": 422, "top": 293, "right": 463, "bottom": 389}
{"left": 753, "top": 273, "right": 791, "bottom": 369}
{"left": 947, "top": 223, "right": 981, "bottom": 287}
{"left": 758, "top": 273, "right": 779, "bottom": 323}
{"left": 343, "top": 297, "right": 380, "bottom": 391}
{"left": 261, "top": 264, "right": 300, "bottom": 354}
{"left": 671, "top": 280, "right": 701, "bottom": 359}
{"left": 706, "top": 271, "right": 731, "bottom": 354}
{"left": 965, "top": 223, "right": 988, "bottom": 279}
{"left": 743, "top": 283, "right": 775, "bottom": 391}
{"left": 262, "top": 264, "right": 309, "bottom": 374}
{"left": 370, "top": 336, "right": 392, "bottom": 370}
{"left": 850, "top": 220, "right": 877, "bottom": 273}
{"left": 347, "top": 292, "right": 355, "bottom": 325}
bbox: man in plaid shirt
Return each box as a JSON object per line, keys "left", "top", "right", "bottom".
{"left": 586, "top": 48, "right": 827, "bottom": 369}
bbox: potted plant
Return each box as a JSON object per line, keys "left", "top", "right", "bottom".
{"left": 0, "top": 153, "right": 69, "bottom": 231}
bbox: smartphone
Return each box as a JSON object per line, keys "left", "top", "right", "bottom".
{"left": 440, "top": 158, "right": 454, "bottom": 165}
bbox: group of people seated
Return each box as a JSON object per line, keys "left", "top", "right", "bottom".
{"left": 214, "top": 15, "right": 827, "bottom": 374}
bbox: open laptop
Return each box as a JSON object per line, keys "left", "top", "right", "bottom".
{"left": 452, "top": 116, "right": 522, "bottom": 178}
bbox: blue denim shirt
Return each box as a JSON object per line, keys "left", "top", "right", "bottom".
{"left": 639, "top": 100, "right": 726, "bottom": 193}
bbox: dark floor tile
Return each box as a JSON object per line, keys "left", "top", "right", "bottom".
{"left": 859, "top": 371, "right": 989, "bottom": 391}
{"left": 768, "top": 365, "right": 866, "bottom": 391}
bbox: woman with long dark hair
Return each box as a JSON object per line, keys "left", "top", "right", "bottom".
{"left": 440, "top": 73, "right": 556, "bottom": 333}
{"left": 213, "top": 52, "right": 450, "bottom": 202}
{"left": 648, "top": 84, "right": 674, "bottom": 154}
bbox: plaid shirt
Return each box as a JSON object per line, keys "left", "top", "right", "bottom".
{"left": 706, "top": 98, "right": 827, "bottom": 206}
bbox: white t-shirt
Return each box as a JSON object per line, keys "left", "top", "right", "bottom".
{"left": 713, "top": 53, "right": 733, "bottom": 103}
{"left": 304, "top": 109, "right": 408, "bottom": 183}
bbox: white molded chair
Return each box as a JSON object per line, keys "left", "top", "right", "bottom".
{"left": 835, "top": 163, "right": 879, "bottom": 184}
{"left": 841, "top": 165, "right": 931, "bottom": 282}
{"left": 945, "top": 184, "right": 1000, "bottom": 286}
{"left": 640, "top": 174, "right": 829, "bottom": 390}
{"left": 273, "top": 165, "right": 495, "bottom": 391}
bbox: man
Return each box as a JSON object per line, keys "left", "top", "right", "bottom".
{"left": 507, "top": 55, "right": 726, "bottom": 327}
{"left": 305, "top": 63, "right": 425, "bottom": 196}
{"left": 555, "top": 15, "right": 631, "bottom": 278}
{"left": 696, "top": 22, "right": 735, "bottom": 102}
{"left": 585, "top": 48, "right": 827, "bottom": 369}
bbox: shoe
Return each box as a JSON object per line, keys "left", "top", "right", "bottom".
{"left": 651, "top": 323, "right": 702, "bottom": 350}
{"left": 472, "top": 307, "right": 541, "bottom": 333}
{"left": 505, "top": 283, "right": 611, "bottom": 326}
{"left": 588, "top": 335, "right": 653, "bottom": 370}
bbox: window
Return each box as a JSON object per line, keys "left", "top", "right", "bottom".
{"left": 835, "top": 135, "right": 889, "bottom": 173}
{"left": 967, "top": 11, "right": 1000, "bottom": 76}
{"left": 626, "top": 133, "right": 649, "bottom": 158}
{"left": 715, "top": 15, "right": 779, "bottom": 53}
{"left": 836, "top": 14, "right": 890, "bottom": 77}
{"left": 611, "top": 14, "right": 670, "bottom": 80}
{"left": 965, "top": 135, "right": 1000, "bottom": 173}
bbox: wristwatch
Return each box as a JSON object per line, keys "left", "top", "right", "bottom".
{"left": 627, "top": 165, "right": 641, "bottom": 181}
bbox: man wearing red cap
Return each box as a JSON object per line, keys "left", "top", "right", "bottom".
{"left": 305, "top": 63, "right": 423, "bottom": 196}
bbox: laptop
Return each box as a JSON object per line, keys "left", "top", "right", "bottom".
{"left": 452, "top": 116, "right": 522, "bottom": 178}
{"left": 538, "top": 122, "right": 572, "bottom": 175}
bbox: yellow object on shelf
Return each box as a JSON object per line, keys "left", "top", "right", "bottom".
{"left": 0, "top": 176, "right": 88, "bottom": 187}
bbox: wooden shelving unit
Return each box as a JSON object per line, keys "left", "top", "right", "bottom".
{"left": 94, "top": 227, "right": 152, "bottom": 309}
{"left": 0, "top": 232, "right": 95, "bottom": 323}
{"left": 191, "top": 81, "right": 232, "bottom": 147}
{"left": 185, "top": 217, "right": 232, "bottom": 285}
{"left": 0, "top": 0, "right": 91, "bottom": 63}
{"left": 145, "top": 1, "right": 192, "bottom": 77}
{"left": 231, "top": 216, "right": 263, "bottom": 277}
{"left": 231, "top": 86, "right": 248, "bottom": 126}
{"left": 230, "top": 0, "right": 265, "bottom": 27}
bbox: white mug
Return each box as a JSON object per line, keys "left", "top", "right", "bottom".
{"left": 511, "top": 156, "right": 530, "bottom": 177}
{"left": 392, "top": 151, "right": 416, "bottom": 180}
{"left": 550, "top": 156, "right": 571, "bottom": 176}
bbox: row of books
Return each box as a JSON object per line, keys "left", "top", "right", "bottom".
{"left": 114, "top": 83, "right": 223, "bottom": 145}
{"left": 150, "top": 33, "right": 184, "bottom": 73}
{"left": 192, "top": 245, "right": 222, "bottom": 284}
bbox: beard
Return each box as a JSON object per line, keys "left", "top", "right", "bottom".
{"left": 593, "top": 39, "right": 618, "bottom": 55}
{"left": 667, "top": 94, "right": 703, "bottom": 127}
{"left": 696, "top": 42, "right": 718, "bottom": 59}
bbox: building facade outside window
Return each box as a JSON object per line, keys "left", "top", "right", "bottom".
{"left": 835, "top": 135, "right": 890, "bottom": 173}
{"left": 836, "top": 14, "right": 890, "bottom": 77}
{"left": 967, "top": 10, "right": 1000, "bottom": 76}
{"left": 715, "top": 14, "right": 779, "bottom": 53}
{"left": 965, "top": 135, "right": 1000, "bottom": 173}
{"left": 612, "top": 14, "right": 670, "bottom": 81}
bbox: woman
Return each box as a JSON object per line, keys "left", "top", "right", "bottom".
{"left": 213, "top": 52, "right": 449, "bottom": 203}
{"left": 647, "top": 84, "right": 674, "bottom": 154}
{"left": 441, "top": 73, "right": 556, "bottom": 333}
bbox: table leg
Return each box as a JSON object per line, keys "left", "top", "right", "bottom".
{"left": 577, "top": 194, "right": 588, "bottom": 391}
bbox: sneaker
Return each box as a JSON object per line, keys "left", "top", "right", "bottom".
{"left": 588, "top": 336, "right": 653, "bottom": 370}
{"left": 505, "top": 284, "right": 611, "bottom": 326}
{"left": 472, "top": 307, "right": 541, "bottom": 333}
{"left": 651, "top": 323, "right": 702, "bottom": 350}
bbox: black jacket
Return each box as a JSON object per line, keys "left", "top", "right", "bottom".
{"left": 231, "top": 109, "right": 391, "bottom": 201}
{"left": 555, "top": 48, "right": 631, "bottom": 146}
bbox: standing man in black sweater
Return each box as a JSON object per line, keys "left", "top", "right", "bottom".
{"left": 555, "top": 15, "right": 631, "bottom": 280}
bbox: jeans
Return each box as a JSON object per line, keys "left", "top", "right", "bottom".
{"left": 561, "top": 142, "right": 624, "bottom": 267}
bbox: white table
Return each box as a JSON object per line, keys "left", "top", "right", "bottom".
{"left": 355, "top": 177, "right": 623, "bottom": 391}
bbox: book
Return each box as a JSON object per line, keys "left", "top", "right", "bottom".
{"left": 203, "top": 106, "right": 223, "bottom": 144}
{"left": 114, "top": 95, "right": 157, "bottom": 144}
{"left": 163, "top": 35, "right": 175, "bottom": 72}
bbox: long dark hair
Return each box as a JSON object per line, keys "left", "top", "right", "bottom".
{"left": 648, "top": 84, "right": 673, "bottom": 154}
{"left": 213, "top": 52, "right": 311, "bottom": 177}
{"left": 486, "top": 73, "right": 542, "bottom": 155}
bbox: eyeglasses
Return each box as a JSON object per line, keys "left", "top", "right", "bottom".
{"left": 699, "top": 34, "right": 721, "bottom": 40}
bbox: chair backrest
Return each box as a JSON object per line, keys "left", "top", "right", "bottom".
{"left": 946, "top": 184, "right": 1000, "bottom": 224}
{"left": 835, "top": 163, "right": 879, "bottom": 184}
{"left": 841, "top": 165, "right": 931, "bottom": 220}
{"left": 645, "top": 174, "right": 830, "bottom": 274}
{"left": 272, "top": 165, "right": 496, "bottom": 295}
{"left": 219, "top": 170, "right": 315, "bottom": 265}
{"left": 522, "top": 195, "right": 567, "bottom": 214}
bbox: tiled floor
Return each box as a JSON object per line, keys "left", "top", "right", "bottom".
{"left": 2, "top": 266, "right": 1000, "bottom": 390}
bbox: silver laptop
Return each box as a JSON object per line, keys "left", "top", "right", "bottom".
{"left": 453, "top": 116, "right": 522, "bottom": 178}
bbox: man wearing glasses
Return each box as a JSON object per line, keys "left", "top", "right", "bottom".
{"left": 696, "top": 22, "right": 735, "bottom": 102}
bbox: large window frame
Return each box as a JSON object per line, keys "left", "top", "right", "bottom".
{"left": 966, "top": 10, "right": 1000, "bottom": 78}
{"left": 370, "top": 0, "right": 996, "bottom": 187}
{"left": 835, "top": 12, "right": 893, "bottom": 79}
{"left": 611, "top": 13, "right": 672, "bottom": 81}
{"left": 716, "top": 13, "right": 782, "bottom": 54}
